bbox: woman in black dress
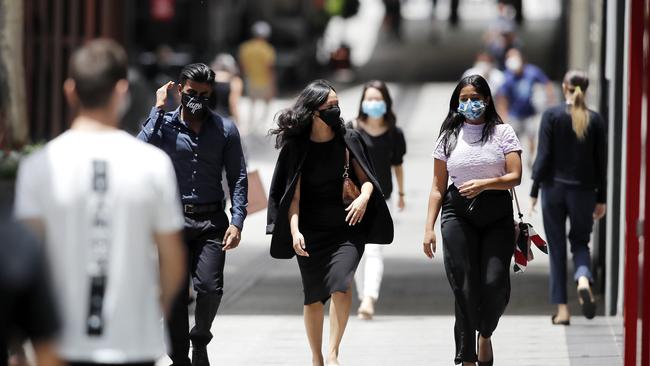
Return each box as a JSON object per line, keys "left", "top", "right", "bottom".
{"left": 267, "top": 80, "right": 393, "bottom": 366}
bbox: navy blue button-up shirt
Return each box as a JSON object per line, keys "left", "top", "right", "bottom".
{"left": 137, "top": 107, "right": 248, "bottom": 229}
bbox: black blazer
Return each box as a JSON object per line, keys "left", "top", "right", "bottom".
{"left": 530, "top": 105, "right": 607, "bottom": 203}
{"left": 266, "top": 128, "right": 394, "bottom": 259}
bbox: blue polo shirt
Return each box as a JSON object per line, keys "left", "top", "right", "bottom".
{"left": 498, "top": 64, "right": 550, "bottom": 119}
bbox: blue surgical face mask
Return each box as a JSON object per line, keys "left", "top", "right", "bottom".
{"left": 457, "top": 99, "right": 486, "bottom": 120}
{"left": 362, "top": 100, "right": 387, "bottom": 118}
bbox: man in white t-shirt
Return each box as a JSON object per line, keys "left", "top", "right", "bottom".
{"left": 14, "top": 39, "right": 186, "bottom": 366}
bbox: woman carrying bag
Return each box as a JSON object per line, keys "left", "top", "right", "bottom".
{"left": 530, "top": 70, "right": 607, "bottom": 325}
{"left": 423, "top": 75, "right": 522, "bottom": 366}
{"left": 267, "top": 79, "right": 393, "bottom": 366}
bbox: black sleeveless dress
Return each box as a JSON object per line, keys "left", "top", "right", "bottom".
{"left": 297, "top": 137, "right": 364, "bottom": 305}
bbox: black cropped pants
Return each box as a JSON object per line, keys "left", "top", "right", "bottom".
{"left": 441, "top": 185, "right": 515, "bottom": 364}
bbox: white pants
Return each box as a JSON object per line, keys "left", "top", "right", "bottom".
{"left": 355, "top": 199, "right": 392, "bottom": 301}
{"left": 354, "top": 243, "right": 384, "bottom": 301}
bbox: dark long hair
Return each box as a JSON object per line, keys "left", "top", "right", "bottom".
{"left": 270, "top": 79, "right": 344, "bottom": 149}
{"left": 356, "top": 80, "right": 397, "bottom": 128}
{"left": 438, "top": 74, "right": 503, "bottom": 157}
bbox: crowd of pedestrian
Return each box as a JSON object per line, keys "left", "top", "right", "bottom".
{"left": 3, "top": 2, "right": 608, "bottom": 366}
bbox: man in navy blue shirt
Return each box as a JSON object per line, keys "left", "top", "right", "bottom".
{"left": 138, "top": 63, "right": 248, "bottom": 366}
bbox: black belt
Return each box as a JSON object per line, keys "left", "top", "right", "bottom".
{"left": 183, "top": 202, "right": 223, "bottom": 215}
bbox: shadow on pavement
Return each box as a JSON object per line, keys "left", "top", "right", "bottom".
{"left": 220, "top": 256, "right": 605, "bottom": 317}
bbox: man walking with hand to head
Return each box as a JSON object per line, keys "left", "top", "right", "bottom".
{"left": 14, "top": 39, "right": 186, "bottom": 366}
{"left": 138, "top": 63, "right": 248, "bottom": 366}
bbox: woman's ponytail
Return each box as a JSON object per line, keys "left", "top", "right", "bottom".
{"left": 570, "top": 86, "right": 589, "bottom": 140}
{"left": 564, "top": 70, "right": 591, "bottom": 141}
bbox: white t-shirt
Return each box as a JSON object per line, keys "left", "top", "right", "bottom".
{"left": 14, "top": 129, "right": 184, "bottom": 363}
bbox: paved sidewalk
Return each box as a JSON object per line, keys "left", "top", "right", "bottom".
{"left": 155, "top": 315, "right": 621, "bottom": 366}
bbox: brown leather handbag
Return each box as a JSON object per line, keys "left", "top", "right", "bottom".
{"left": 342, "top": 149, "right": 361, "bottom": 206}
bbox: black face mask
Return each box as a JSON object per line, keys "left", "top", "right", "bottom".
{"left": 318, "top": 105, "right": 341, "bottom": 128}
{"left": 181, "top": 93, "right": 209, "bottom": 119}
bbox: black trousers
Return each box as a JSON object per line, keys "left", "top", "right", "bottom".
{"left": 167, "top": 211, "right": 228, "bottom": 366}
{"left": 441, "top": 185, "right": 514, "bottom": 365}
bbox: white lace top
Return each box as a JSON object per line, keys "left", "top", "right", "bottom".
{"left": 433, "top": 122, "right": 522, "bottom": 187}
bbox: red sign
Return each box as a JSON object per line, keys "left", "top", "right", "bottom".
{"left": 624, "top": 1, "right": 649, "bottom": 365}
{"left": 151, "top": 0, "right": 175, "bottom": 22}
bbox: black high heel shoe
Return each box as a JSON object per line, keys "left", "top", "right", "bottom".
{"left": 578, "top": 286, "right": 597, "bottom": 319}
{"left": 477, "top": 334, "right": 493, "bottom": 366}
